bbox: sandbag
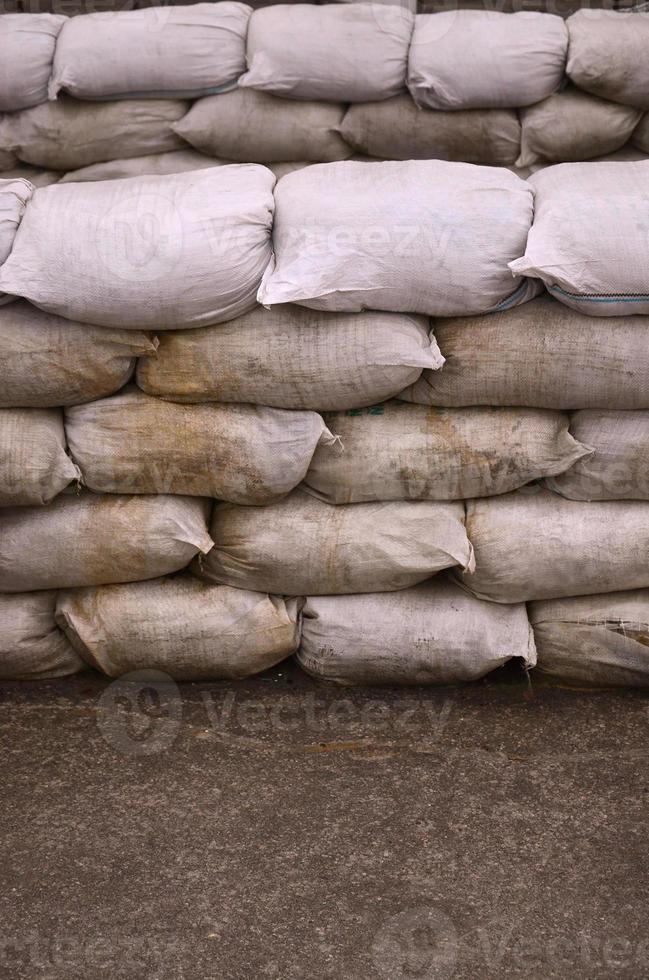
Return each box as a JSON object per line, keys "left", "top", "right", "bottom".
{"left": 194, "top": 488, "right": 474, "bottom": 595}
{"left": 59, "top": 149, "right": 225, "bottom": 183}
{"left": 0, "top": 408, "right": 79, "bottom": 506}
{"left": 239, "top": 3, "right": 413, "bottom": 102}
{"left": 530, "top": 591, "right": 649, "bottom": 688}
{"left": 174, "top": 88, "right": 352, "bottom": 163}
{"left": 547, "top": 410, "right": 649, "bottom": 501}
{"left": 0, "top": 165, "right": 60, "bottom": 188}
{"left": 49, "top": 3, "right": 250, "bottom": 100}
{"left": 509, "top": 162, "right": 649, "bottom": 316}
{"left": 303, "top": 402, "right": 590, "bottom": 503}
{"left": 517, "top": 87, "right": 642, "bottom": 167}
{"left": 460, "top": 488, "right": 649, "bottom": 603}
{"left": 56, "top": 575, "right": 299, "bottom": 681}
{"left": 136, "top": 305, "right": 441, "bottom": 410}
{"left": 0, "top": 492, "right": 213, "bottom": 592}
{"left": 65, "top": 387, "right": 336, "bottom": 503}
{"left": 0, "top": 13, "right": 66, "bottom": 112}
{"left": 632, "top": 114, "right": 649, "bottom": 154}
{"left": 566, "top": 9, "right": 649, "bottom": 108}
{"left": 400, "top": 296, "right": 649, "bottom": 410}
{"left": 0, "top": 592, "right": 85, "bottom": 680}
{"left": 0, "top": 97, "right": 189, "bottom": 170}
{"left": 0, "top": 301, "right": 156, "bottom": 408}
{"left": 298, "top": 577, "right": 536, "bottom": 686}
{"left": 338, "top": 95, "right": 520, "bottom": 165}
{"left": 408, "top": 11, "right": 567, "bottom": 110}
{"left": 259, "top": 160, "right": 534, "bottom": 317}
{"left": 0, "top": 165, "right": 275, "bottom": 329}
{"left": 0, "top": 178, "right": 32, "bottom": 269}
{"left": 0, "top": 150, "right": 17, "bottom": 170}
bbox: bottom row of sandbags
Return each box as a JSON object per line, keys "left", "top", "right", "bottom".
{"left": 3, "top": 574, "right": 649, "bottom": 689}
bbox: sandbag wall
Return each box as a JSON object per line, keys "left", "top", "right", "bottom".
{"left": 2, "top": 6, "right": 649, "bottom": 689}
{"left": 3, "top": 4, "right": 649, "bottom": 185}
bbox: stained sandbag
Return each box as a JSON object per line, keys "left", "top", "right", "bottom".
{"left": 136, "top": 306, "right": 441, "bottom": 410}
{"left": 566, "top": 9, "right": 649, "bottom": 109}
{"left": 510, "top": 162, "right": 649, "bottom": 316}
{"left": 298, "top": 577, "right": 536, "bottom": 686}
{"left": 0, "top": 408, "right": 79, "bottom": 506}
{"left": 239, "top": 3, "right": 413, "bottom": 102}
{"left": 0, "top": 165, "right": 60, "bottom": 188}
{"left": 0, "top": 150, "right": 17, "bottom": 170}
{"left": 194, "top": 488, "right": 474, "bottom": 595}
{"left": 408, "top": 11, "right": 567, "bottom": 110}
{"left": 0, "top": 301, "right": 156, "bottom": 408}
{"left": 547, "top": 410, "right": 649, "bottom": 501}
{"left": 517, "top": 87, "right": 642, "bottom": 167}
{"left": 56, "top": 575, "right": 299, "bottom": 681}
{"left": 259, "top": 160, "right": 534, "bottom": 317}
{"left": 174, "top": 88, "right": 352, "bottom": 163}
{"left": 0, "top": 592, "right": 85, "bottom": 680}
{"left": 0, "top": 13, "right": 66, "bottom": 112}
{"left": 0, "top": 165, "right": 275, "bottom": 329}
{"left": 50, "top": 3, "right": 250, "bottom": 100}
{"left": 59, "top": 149, "right": 225, "bottom": 183}
{"left": 0, "top": 492, "right": 213, "bottom": 592}
{"left": 460, "top": 488, "right": 649, "bottom": 603}
{"left": 65, "top": 387, "right": 336, "bottom": 503}
{"left": 530, "top": 591, "right": 649, "bottom": 688}
{"left": 338, "top": 95, "right": 520, "bottom": 165}
{"left": 303, "top": 402, "right": 590, "bottom": 503}
{"left": 400, "top": 296, "right": 649, "bottom": 410}
{"left": 0, "top": 178, "right": 33, "bottom": 268}
{"left": 0, "top": 97, "right": 189, "bottom": 170}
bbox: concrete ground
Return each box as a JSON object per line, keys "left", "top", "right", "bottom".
{"left": 1, "top": 664, "right": 648, "bottom": 980}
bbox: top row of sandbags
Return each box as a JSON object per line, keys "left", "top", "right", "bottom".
{"left": 2, "top": 6, "right": 649, "bottom": 112}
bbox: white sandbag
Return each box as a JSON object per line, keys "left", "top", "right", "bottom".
{"left": 0, "top": 408, "right": 79, "bottom": 506}
{"left": 304, "top": 402, "right": 590, "bottom": 503}
{"left": 56, "top": 575, "right": 299, "bottom": 681}
{"left": 0, "top": 165, "right": 275, "bottom": 330}
{"left": 400, "top": 295, "right": 649, "bottom": 410}
{"left": 194, "top": 487, "right": 474, "bottom": 595}
{"left": 0, "top": 301, "right": 156, "bottom": 409}
{"left": 0, "top": 178, "right": 33, "bottom": 268}
{"left": 0, "top": 97, "right": 189, "bottom": 170}
{"left": 65, "top": 387, "right": 336, "bottom": 504}
{"left": 517, "top": 87, "right": 642, "bottom": 167}
{"left": 0, "top": 14, "right": 66, "bottom": 112}
{"left": 0, "top": 165, "right": 60, "bottom": 188}
{"left": 174, "top": 88, "right": 352, "bottom": 163}
{"left": 259, "top": 160, "right": 534, "bottom": 317}
{"left": 266, "top": 161, "right": 312, "bottom": 180}
{"left": 136, "top": 305, "right": 441, "bottom": 410}
{"left": 547, "top": 410, "right": 649, "bottom": 501}
{"left": 0, "top": 492, "right": 213, "bottom": 593}
{"left": 239, "top": 3, "right": 413, "bottom": 102}
{"left": 59, "top": 150, "right": 225, "bottom": 183}
{"left": 460, "top": 488, "right": 649, "bottom": 603}
{"left": 530, "top": 591, "right": 649, "bottom": 688}
{"left": 50, "top": 3, "right": 251, "bottom": 100}
{"left": 0, "top": 592, "right": 85, "bottom": 680}
{"left": 298, "top": 576, "right": 535, "bottom": 686}
{"left": 566, "top": 9, "right": 649, "bottom": 108}
{"left": 509, "top": 162, "right": 649, "bottom": 317}
{"left": 408, "top": 11, "right": 567, "bottom": 110}
{"left": 338, "top": 95, "right": 520, "bottom": 165}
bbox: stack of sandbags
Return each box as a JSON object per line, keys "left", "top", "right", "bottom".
{"left": 4, "top": 5, "right": 649, "bottom": 182}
